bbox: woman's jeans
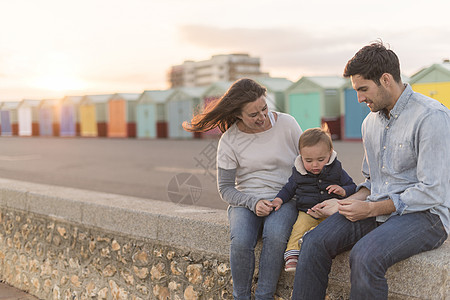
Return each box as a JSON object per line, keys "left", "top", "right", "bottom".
{"left": 292, "top": 211, "right": 448, "bottom": 300}
{"left": 228, "top": 200, "right": 297, "bottom": 300}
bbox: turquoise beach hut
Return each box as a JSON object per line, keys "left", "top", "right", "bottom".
{"left": 136, "top": 89, "right": 173, "bottom": 138}
{"left": 286, "top": 76, "right": 345, "bottom": 140}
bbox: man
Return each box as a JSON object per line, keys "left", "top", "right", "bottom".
{"left": 292, "top": 41, "right": 449, "bottom": 299}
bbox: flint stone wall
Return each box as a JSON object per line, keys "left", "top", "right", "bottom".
{"left": 0, "top": 177, "right": 448, "bottom": 299}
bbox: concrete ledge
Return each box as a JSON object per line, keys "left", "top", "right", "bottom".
{"left": 0, "top": 177, "right": 448, "bottom": 299}
{"left": 0, "top": 178, "right": 229, "bottom": 256}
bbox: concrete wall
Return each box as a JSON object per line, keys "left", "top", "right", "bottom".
{"left": 0, "top": 178, "right": 448, "bottom": 299}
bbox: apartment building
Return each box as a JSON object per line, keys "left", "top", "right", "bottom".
{"left": 167, "top": 53, "right": 268, "bottom": 88}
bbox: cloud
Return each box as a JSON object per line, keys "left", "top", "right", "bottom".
{"left": 179, "top": 24, "right": 356, "bottom": 54}
{"left": 178, "top": 25, "right": 374, "bottom": 76}
{"left": 178, "top": 24, "right": 450, "bottom": 78}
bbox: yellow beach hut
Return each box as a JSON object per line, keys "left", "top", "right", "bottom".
{"left": 409, "top": 60, "right": 450, "bottom": 108}
{"left": 79, "top": 94, "right": 112, "bottom": 137}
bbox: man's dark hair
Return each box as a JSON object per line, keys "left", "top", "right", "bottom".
{"left": 343, "top": 41, "right": 402, "bottom": 85}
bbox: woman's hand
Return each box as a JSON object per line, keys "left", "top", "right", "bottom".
{"left": 255, "top": 200, "right": 276, "bottom": 217}
{"left": 307, "top": 199, "right": 339, "bottom": 218}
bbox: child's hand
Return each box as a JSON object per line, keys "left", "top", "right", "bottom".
{"left": 271, "top": 197, "right": 283, "bottom": 211}
{"left": 326, "top": 185, "right": 346, "bottom": 197}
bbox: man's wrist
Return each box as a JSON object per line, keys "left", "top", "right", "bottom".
{"left": 367, "top": 201, "right": 376, "bottom": 217}
{"left": 368, "top": 199, "right": 396, "bottom": 217}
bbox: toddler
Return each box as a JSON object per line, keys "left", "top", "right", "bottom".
{"left": 273, "top": 126, "right": 356, "bottom": 272}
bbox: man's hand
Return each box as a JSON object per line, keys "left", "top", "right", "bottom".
{"left": 307, "top": 199, "right": 339, "bottom": 218}
{"left": 338, "top": 198, "right": 396, "bottom": 222}
{"left": 337, "top": 199, "right": 372, "bottom": 222}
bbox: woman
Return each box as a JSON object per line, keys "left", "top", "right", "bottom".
{"left": 183, "top": 78, "right": 302, "bottom": 299}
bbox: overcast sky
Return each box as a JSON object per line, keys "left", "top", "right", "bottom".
{"left": 1, "top": 0, "right": 449, "bottom": 100}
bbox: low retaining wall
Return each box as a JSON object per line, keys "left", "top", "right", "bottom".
{"left": 0, "top": 178, "right": 448, "bottom": 299}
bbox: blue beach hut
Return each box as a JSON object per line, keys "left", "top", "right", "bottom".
{"left": 341, "top": 80, "right": 370, "bottom": 140}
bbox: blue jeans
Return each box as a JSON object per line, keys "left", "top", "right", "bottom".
{"left": 292, "top": 211, "right": 447, "bottom": 300}
{"left": 228, "top": 200, "right": 297, "bottom": 300}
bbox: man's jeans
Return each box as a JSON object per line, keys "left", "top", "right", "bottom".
{"left": 228, "top": 200, "right": 297, "bottom": 300}
{"left": 292, "top": 211, "right": 447, "bottom": 300}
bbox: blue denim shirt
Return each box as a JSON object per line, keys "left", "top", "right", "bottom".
{"left": 357, "top": 84, "right": 450, "bottom": 234}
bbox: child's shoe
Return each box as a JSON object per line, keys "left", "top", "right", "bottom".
{"left": 284, "top": 255, "right": 298, "bottom": 272}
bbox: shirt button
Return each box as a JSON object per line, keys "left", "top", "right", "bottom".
{"left": 395, "top": 114, "right": 398, "bottom": 118}
{"left": 386, "top": 126, "right": 389, "bottom": 129}
{"left": 318, "top": 179, "right": 322, "bottom": 183}
{"left": 383, "top": 146, "right": 387, "bottom": 149}
{"left": 385, "top": 181, "right": 389, "bottom": 185}
{"left": 382, "top": 166, "right": 385, "bottom": 169}
{"left": 320, "top": 191, "right": 324, "bottom": 194}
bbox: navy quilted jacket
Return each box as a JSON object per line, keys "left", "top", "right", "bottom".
{"left": 276, "top": 152, "right": 357, "bottom": 212}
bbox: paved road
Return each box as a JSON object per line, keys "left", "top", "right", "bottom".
{"left": 0, "top": 137, "right": 365, "bottom": 211}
